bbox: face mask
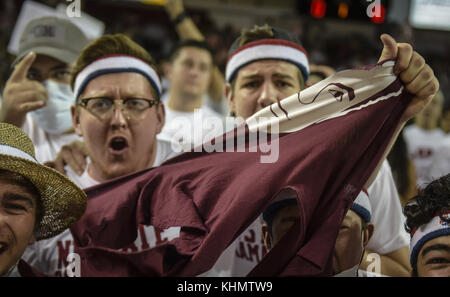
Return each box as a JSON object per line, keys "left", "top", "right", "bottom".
{"left": 31, "top": 80, "right": 74, "bottom": 134}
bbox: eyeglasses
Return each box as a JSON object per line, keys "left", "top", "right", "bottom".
{"left": 78, "top": 97, "right": 159, "bottom": 121}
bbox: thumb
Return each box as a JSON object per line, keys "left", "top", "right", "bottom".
{"left": 377, "top": 34, "right": 398, "bottom": 63}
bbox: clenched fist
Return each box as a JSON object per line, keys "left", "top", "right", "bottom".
{"left": 377, "top": 34, "right": 440, "bottom": 123}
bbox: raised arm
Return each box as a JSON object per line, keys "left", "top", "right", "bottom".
{"left": 164, "top": 0, "right": 225, "bottom": 104}
{"left": 365, "top": 34, "right": 439, "bottom": 189}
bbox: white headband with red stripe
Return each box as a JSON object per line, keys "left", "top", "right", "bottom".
{"left": 410, "top": 211, "right": 450, "bottom": 266}
{"left": 225, "top": 39, "right": 310, "bottom": 83}
{"left": 74, "top": 55, "right": 162, "bottom": 100}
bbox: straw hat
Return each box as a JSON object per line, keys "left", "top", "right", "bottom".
{"left": 0, "top": 123, "right": 86, "bottom": 240}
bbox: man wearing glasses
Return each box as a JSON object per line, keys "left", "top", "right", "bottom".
{"left": 22, "top": 34, "right": 180, "bottom": 277}
{"left": 66, "top": 33, "right": 179, "bottom": 187}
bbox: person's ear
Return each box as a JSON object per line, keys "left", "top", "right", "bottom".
{"left": 71, "top": 105, "right": 82, "bottom": 137}
{"left": 225, "top": 83, "right": 236, "bottom": 116}
{"left": 155, "top": 102, "right": 165, "bottom": 134}
{"left": 362, "top": 222, "right": 375, "bottom": 248}
{"left": 262, "top": 224, "right": 272, "bottom": 251}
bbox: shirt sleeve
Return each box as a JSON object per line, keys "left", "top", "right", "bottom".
{"left": 366, "top": 160, "right": 410, "bottom": 254}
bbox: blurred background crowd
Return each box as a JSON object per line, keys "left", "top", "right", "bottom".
{"left": 0, "top": 0, "right": 449, "bottom": 95}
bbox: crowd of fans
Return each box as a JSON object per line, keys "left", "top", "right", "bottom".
{"left": 0, "top": 0, "right": 448, "bottom": 278}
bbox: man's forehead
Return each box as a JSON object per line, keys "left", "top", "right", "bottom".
{"left": 344, "top": 209, "right": 362, "bottom": 224}
{"left": 421, "top": 235, "right": 450, "bottom": 254}
{"left": 236, "top": 60, "right": 299, "bottom": 78}
{"left": 177, "top": 46, "right": 212, "bottom": 61}
{"left": 0, "top": 177, "right": 38, "bottom": 204}
{"left": 275, "top": 204, "right": 300, "bottom": 221}
{"left": 82, "top": 72, "right": 154, "bottom": 97}
{"left": 82, "top": 86, "right": 150, "bottom": 99}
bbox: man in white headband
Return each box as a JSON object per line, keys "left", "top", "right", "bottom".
{"left": 404, "top": 173, "right": 450, "bottom": 277}
{"left": 208, "top": 24, "right": 438, "bottom": 277}
{"left": 22, "top": 34, "right": 180, "bottom": 277}
{"left": 0, "top": 16, "right": 89, "bottom": 163}
{"left": 261, "top": 190, "right": 375, "bottom": 277}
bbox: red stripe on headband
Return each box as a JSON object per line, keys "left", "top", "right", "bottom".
{"left": 227, "top": 39, "right": 309, "bottom": 64}
{"left": 411, "top": 226, "right": 418, "bottom": 238}
{"left": 410, "top": 209, "right": 450, "bottom": 237}
{"left": 362, "top": 188, "right": 369, "bottom": 196}
{"left": 435, "top": 210, "right": 450, "bottom": 217}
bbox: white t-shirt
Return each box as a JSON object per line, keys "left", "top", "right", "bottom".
{"left": 428, "top": 135, "right": 450, "bottom": 180}
{"left": 159, "top": 104, "right": 224, "bottom": 150}
{"left": 160, "top": 88, "right": 228, "bottom": 116}
{"left": 22, "top": 137, "right": 181, "bottom": 277}
{"left": 203, "top": 160, "right": 409, "bottom": 277}
{"left": 403, "top": 125, "right": 446, "bottom": 188}
{"left": 365, "top": 161, "right": 410, "bottom": 254}
{"left": 22, "top": 114, "right": 82, "bottom": 163}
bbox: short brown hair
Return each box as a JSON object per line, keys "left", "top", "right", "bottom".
{"left": 237, "top": 24, "right": 274, "bottom": 47}
{"left": 169, "top": 39, "right": 214, "bottom": 63}
{"left": 228, "top": 24, "right": 305, "bottom": 92}
{"left": 71, "top": 34, "right": 161, "bottom": 98}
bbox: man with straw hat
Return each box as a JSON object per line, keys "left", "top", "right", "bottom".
{"left": 0, "top": 123, "right": 86, "bottom": 276}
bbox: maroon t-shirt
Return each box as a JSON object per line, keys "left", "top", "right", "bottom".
{"left": 70, "top": 61, "right": 412, "bottom": 276}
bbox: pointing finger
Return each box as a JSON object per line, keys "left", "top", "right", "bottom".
{"left": 10, "top": 52, "right": 36, "bottom": 83}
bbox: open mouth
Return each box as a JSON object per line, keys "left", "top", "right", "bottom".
{"left": 0, "top": 242, "right": 8, "bottom": 255}
{"left": 109, "top": 136, "right": 129, "bottom": 154}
